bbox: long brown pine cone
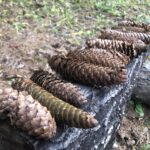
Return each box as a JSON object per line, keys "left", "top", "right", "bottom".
{"left": 99, "top": 30, "right": 147, "bottom": 55}
{"left": 48, "top": 55, "right": 127, "bottom": 87}
{"left": 100, "top": 29, "right": 150, "bottom": 44}
{"left": 86, "top": 38, "right": 137, "bottom": 59}
{"left": 67, "top": 48, "right": 128, "bottom": 68}
{"left": 12, "top": 78, "right": 98, "bottom": 128}
{"left": 0, "top": 88, "right": 56, "bottom": 139}
{"left": 118, "top": 20, "right": 150, "bottom": 32}
{"left": 30, "top": 70, "right": 87, "bottom": 107}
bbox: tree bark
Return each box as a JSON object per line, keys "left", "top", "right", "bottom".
{"left": 132, "top": 46, "right": 150, "bottom": 105}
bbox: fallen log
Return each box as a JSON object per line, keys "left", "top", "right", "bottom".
{"left": 0, "top": 50, "right": 146, "bottom": 150}
{"left": 132, "top": 46, "right": 150, "bottom": 105}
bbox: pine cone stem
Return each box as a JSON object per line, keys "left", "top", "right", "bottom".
{"left": 12, "top": 78, "right": 98, "bottom": 128}
{"left": 67, "top": 48, "right": 129, "bottom": 67}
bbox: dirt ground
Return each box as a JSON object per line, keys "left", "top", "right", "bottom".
{"left": 0, "top": 1, "right": 150, "bottom": 150}
{"left": 113, "top": 103, "right": 150, "bottom": 150}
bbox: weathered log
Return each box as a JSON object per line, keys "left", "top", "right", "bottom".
{"left": 132, "top": 46, "right": 150, "bottom": 105}
{"left": 0, "top": 50, "right": 146, "bottom": 150}
{"left": 0, "top": 119, "right": 34, "bottom": 150}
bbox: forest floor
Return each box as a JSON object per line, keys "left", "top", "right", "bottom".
{"left": 0, "top": 1, "right": 150, "bottom": 150}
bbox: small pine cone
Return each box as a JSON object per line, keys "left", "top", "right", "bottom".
{"left": 108, "top": 49, "right": 130, "bottom": 65}
{"left": 48, "top": 55, "right": 127, "bottom": 87}
{"left": 100, "top": 29, "right": 150, "bottom": 44}
{"left": 86, "top": 38, "right": 137, "bottom": 59}
{"left": 30, "top": 70, "right": 87, "bottom": 107}
{"left": 118, "top": 20, "right": 150, "bottom": 32}
{"left": 12, "top": 78, "right": 99, "bottom": 128}
{"left": 0, "top": 88, "right": 56, "bottom": 139}
{"left": 67, "top": 48, "right": 127, "bottom": 68}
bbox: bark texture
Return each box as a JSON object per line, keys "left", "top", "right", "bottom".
{"left": 132, "top": 47, "right": 150, "bottom": 105}
{"left": 0, "top": 120, "right": 34, "bottom": 150}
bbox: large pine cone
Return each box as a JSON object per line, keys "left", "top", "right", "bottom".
{"left": 12, "top": 78, "right": 98, "bottom": 128}
{"left": 48, "top": 55, "right": 127, "bottom": 87}
{"left": 30, "top": 70, "right": 87, "bottom": 107}
{"left": 0, "top": 88, "right": 56, "bottom": 139}
{"left": 86, "top": 38, "right": 137, "bottom": 59}
{"left": 67, "top": 48, "right": 129, "bottom": 68}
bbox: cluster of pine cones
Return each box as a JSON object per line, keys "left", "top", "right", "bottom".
{"left": 49, "top": 21, "right": 149, "bottom": 87}
{"left": 0, "top": 20, "right": 150, "bottom": 140}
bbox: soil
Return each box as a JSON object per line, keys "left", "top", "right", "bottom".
{"left": 113, "top": 103, "right": 150, "bottom": 150}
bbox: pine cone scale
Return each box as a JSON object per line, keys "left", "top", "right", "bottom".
{"left": 31, "top": 70, "right": 87, "bottom": 106}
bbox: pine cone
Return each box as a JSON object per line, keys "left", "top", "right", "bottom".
{"left": 30, "top": 70, "right": 87, "bottom": 107}
{"left": 12, "top": 78, "right": 99, "bottom": 128}
{"left": 99, "top": 31, "right": 147, "bottom": 55}
{"left": 0, "top": 88, "right": 56, "bottom": 139}
{"left": 118, "top": 20, "right": 150, "bottom": 32}
{"left": 100, "top": 30, "right": 144, "bottom": 43}
{"left": 67, "top": 48, "right": 128, "bottom": 68}
{"left": 86, "top": 38, "right": 137, "bottom": 59}
{"left": 48, "top": 55, "right": 127, "bottom": 87}
{"left": 100, "top": 29, "right": 150, "bottom": 44}
{"left": 112, "top": 26, "right": 148, "bottom": 33}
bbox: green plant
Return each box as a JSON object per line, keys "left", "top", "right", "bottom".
{"left": 134, "top": 102, "right": 144, "bottom": 118}
{"left": 140, "top": 144, "right": 150, "bottom": 150}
